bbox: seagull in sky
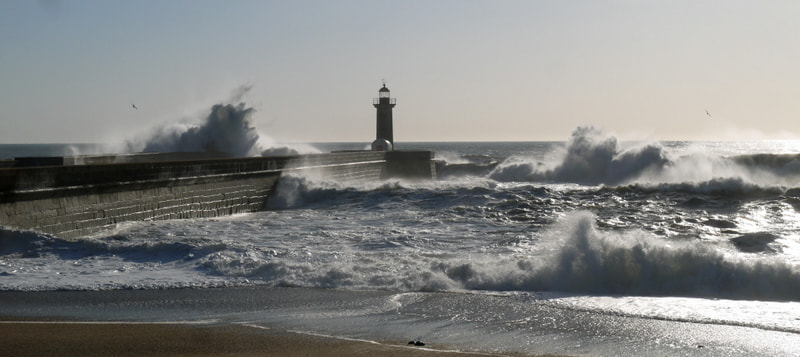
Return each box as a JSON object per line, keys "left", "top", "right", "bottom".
{"left": 132, "top": 104, "right": 138, "bottom": 110}
{"left": 705, "top": 109, "right": 711, "bottom": 118}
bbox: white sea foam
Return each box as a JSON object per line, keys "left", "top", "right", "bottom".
{"left": 7, "top": 209, "right": 789, "bottom": 302}
{"left": 546, "top": 294, "right": 800, "bottom": 333}
{"left": 490, "top": 127, "right": 668, "bottom": 185}
{"left": 489, "top": 126, "right": 800, "bottom": 189}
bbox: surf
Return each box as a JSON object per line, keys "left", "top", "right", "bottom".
{"left": 480, "top": 127, "right": 800, "bottom": 190}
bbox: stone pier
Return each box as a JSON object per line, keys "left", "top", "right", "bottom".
{"left": 0, "top": 151, "right": 435, "bottom": 239}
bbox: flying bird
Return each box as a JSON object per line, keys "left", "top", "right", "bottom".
{"left": 132, "top": 104, "right": 138, "bottom": 110}
{"left": 705, "top": 109, "right": 711, "bottom": 118}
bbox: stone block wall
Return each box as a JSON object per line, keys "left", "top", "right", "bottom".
{"left": 0, "top": 151, "right": 432, "bottom": 239}
{"left": 385, "top": 151, "right": 437, "bottom": 180}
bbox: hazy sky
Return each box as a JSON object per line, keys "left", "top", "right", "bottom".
{"left": 2, "top": 1, "right": 799, "bottom": 144}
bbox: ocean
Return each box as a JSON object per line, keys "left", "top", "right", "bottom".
{"left": 2, "top": 129, "right": 800, "bottom": 356}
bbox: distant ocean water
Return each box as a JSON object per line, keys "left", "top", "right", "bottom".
{"left": 3, "top": 130, "right": 800, "bottom": 356}
{"left": 0, "top": 143, "right": 106, "bottom": 160}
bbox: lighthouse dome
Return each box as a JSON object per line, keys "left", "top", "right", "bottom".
{"left": 379, "top": 85, "right": 390, "bottom": 92}
{"left": 371, "top": 138, "right": 392, "bottom": 151}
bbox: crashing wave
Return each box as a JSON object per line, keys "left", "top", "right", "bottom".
{"left": 490, "top": 126, "right": 668, "bottom": 185}
{"left": 488, "top": 126, "right": 800, "bottom": 189}
{"left": 430, "top": 211, "right": 800, "bottom": 300}
{"left": 123, "top": 85, "right": 319, "bottom": 158}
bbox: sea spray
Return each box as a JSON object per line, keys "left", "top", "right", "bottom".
{"left": 136, "top": 102, "right": 261, "bottom": 157}
{"left": 487, "top": 126, "right": 800, "bottom": 188}
{"left": 122, "top": 86, "right": 320, "bottom": 157}
{"left": 490, "top": 126, "right": 668, "bottom": 185}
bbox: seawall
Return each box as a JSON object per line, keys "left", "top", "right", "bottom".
{"left": 0, "top": 151, "right": 435, "bottom": 239}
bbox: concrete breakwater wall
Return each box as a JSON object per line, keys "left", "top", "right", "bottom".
{"left": 0, "top": 151, "right": 435, "bottom": 239}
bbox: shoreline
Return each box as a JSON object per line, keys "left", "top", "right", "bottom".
{"left": 0, "top": 319, "right": 548, "bottom": 357}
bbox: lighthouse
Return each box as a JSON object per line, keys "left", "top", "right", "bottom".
{"left": 372, "top": 84, "right": 396, "bottom": 151}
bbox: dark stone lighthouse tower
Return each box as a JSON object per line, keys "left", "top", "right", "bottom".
{"left": 372, "top": 84, "right": 396, "bottom": 151}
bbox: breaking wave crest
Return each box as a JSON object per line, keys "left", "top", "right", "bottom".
{"left": 488, "top": 126, "right": 800, "bottom": 189}
{"left": 426, "top": 212, "right": 800, "bottom": 301}
{"left": 489, "top": 126, "right": 668, "bottom": 185}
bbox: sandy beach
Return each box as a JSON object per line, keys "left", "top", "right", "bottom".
{"left": 0, "top": 320, "right": 545, "bottom": 357}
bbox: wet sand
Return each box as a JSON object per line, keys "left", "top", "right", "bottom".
{"left": 0, "top": 321, "right": 544, "bottom": 356}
